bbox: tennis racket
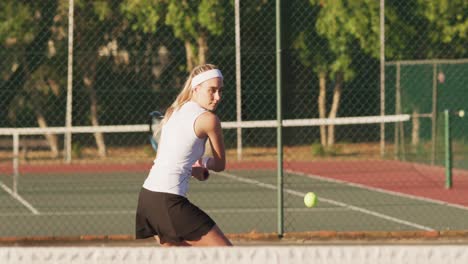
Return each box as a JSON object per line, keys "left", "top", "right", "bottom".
{"left": 148, "top": 111, "right": 164, "bottom": 152}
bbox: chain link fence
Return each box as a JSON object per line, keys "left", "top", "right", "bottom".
{"left": 0, "top": 0, "right": 467, "bottom": 238}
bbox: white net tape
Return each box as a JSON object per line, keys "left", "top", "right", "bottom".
{"left": 0, "top": 114, "right": 410, "bottom": 135}
{"left": 1, "top": 246, "right": 468, "bottom": 264}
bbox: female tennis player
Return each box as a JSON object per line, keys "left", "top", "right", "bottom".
{"left": 135, "top": 64, "right": 232, "bottom": 247}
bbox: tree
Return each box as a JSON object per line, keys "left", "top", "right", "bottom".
{"left": 416, "top": 0, "right": 468, "bottom": 58}
{"left": 0, "top": 0, "right": 62, "bottom": 156}
{"left": 386, "top": 0, "right": 467, "bottom": 60}
{"left": 294, "top": 0, "right": 380, "bottom": 147}
{"left": 165, "top": 0, "right": 226, "bottom": 71}
{"left": 73, "top": 0, "right": 131, "bottom": 157}
{"left": 121, "top": 0, "right": 227, "bottom": 71}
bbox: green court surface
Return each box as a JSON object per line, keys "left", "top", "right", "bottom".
{"left": 1, "top": 168, "right": 468, "bottom": 237}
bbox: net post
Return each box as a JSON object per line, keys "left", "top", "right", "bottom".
{"left": 394, "top": 62, "right": 400, "bottom": 159}
{"left": 444, "top": 109, "right": 452, "bottom": 189}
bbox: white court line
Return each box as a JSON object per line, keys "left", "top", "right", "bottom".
{"left": 0, "top": 207, "right": 347, "bottom": 217}
{"left": 0, "top": 210, "right": 134, "bottom": 217}
{"left": 207, "top": 207, "right": 347, "bottom": 213}
{"left": 0, "top": 181, "right": 40, "bottom": 215}
{"left": 217, "top": 171, "right": 435, "bottom": 231}
{"left": 287, "top": 169, "right": 468, "bottom": 211}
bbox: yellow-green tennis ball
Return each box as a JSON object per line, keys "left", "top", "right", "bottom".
{"left": 304, "top": 192, "right": 318, "bottom": 208}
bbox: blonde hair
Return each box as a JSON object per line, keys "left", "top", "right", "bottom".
{"left": 157, "top": 64, "right": 219, "bottom": 132}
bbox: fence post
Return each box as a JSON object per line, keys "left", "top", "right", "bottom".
{"left": 444, "top": 109, "right": 452, "bottom": 189}
{"left": 13, "top": 133, "right": 19, "bottom": 194}
{"left": 65, "top": 0, "right": 75, "bottom": 163}
{"left": 276, "top": 0, "right": 284, "bottom": 238}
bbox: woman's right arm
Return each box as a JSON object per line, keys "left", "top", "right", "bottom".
{"left": 194, "top": 112, "right": 226, "bottom": 172}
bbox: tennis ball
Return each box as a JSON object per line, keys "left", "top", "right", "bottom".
{"left": 304, "top": 192, "right": 318, "bottom": 208}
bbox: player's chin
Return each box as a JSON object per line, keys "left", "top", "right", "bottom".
{"left": 207, "top": 104, "right": 217, "bottom": 111}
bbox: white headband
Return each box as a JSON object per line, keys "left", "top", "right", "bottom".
{"left": 191, "top": 69, "right": 223, "bottom": 89}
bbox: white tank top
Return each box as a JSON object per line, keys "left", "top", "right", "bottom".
{"left": 142, "top": 101, "right": 207, "bottom": 197}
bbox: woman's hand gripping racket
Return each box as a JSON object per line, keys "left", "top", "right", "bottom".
{"left": 148, "top": 111, "right": 164, "bottom": 152}
{"left": 191, "top": 158, "right": 210, "bottom": 181}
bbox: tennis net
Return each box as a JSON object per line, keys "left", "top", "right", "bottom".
{"left": 1, "top": 245, "right": 468, "bottom": 264}
{"left": 0, "top": 114, "right": 409, "bottom": 193}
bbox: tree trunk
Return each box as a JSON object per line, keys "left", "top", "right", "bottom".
{"left": 74, "top": 2, "right": 106, "bottom": 158}
{"left": 318, "top": 72, "right": 327, "bottom": 147}
{"left": 327, "top": 72, "right": 343, "bottom": 146}
{"left": 184, "top": 40, "right": 195, "bottom": 71}
{"left": 84, "top": 76, "right": 107, "bottom": 158}
{"left": 35, "top": 113, "right": 59, "bottom": 158}
{"left": 411, "top": 108, "right": 420, "bottom": 146}
{"left": 197, "top": 33, "right": 208, "bottom": 66}
{"left": 29, "top": 87, "right": 59, "bottom": 158}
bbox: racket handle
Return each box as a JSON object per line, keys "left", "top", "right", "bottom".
{"left": 202, "top": 168, "right": 210, "bottom": 181}
{"left": 202, "top": 156, "right": 212, "bottom": 169}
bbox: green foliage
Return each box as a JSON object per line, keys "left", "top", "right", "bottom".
{"left": 72, "top": 142, "right": 83, "bottom": 158}
{"left": 120, "top": 0, "right": 164, "bottom": 33}
{"left": 198, "top": 0, "right": 224, "bottom": 36}
{"left": 93, "top": 1, "right": 113, "bottom": 21}
{"left": 413, "top": 143, "right": 428, "bottom": 158}
{"left": 293, "top": 32, "right": 311, "bottom": 68}
{"left": 313, "top": 2, "right": 380, "bottom": 54}
{"left": 384, "top": 5, "right": 419, "bottom": 60}
{"left": 311, "top": 143, "right": 342, "bottom": 157}
{"left": 295, "top": 0, "right": 380, "bottom": 81}
{"left": 293, "top": 31, "right": 329, "bottom": 74}
{"left": 418, "top": 0, "right": 467, "bottom": 42}
{"left": 1, "top": 0, "right": 63, "bottom": 127}
{"left": 166, "top": 0, "right": 225, "bottom": 39}
{"left": 75, "top": 0, "right": 113, "bottom": 18}
{"left": 386, "top": 0, "right": 467, "bottom": 60}
{"left": 417, "top": 0, "right": 467, "bottom": 56}
{"left": 0, "top": 1, "right": 35, "bottom": 45}
{"left": 166, "top": 0, "right": 197, "bottom": 39}
{"left": 311, "top": 143, "right": 325, "bottom": 156}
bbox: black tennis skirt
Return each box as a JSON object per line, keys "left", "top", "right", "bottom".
{"left": 135, "top": 188, "right": 216, "bottom": 243}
